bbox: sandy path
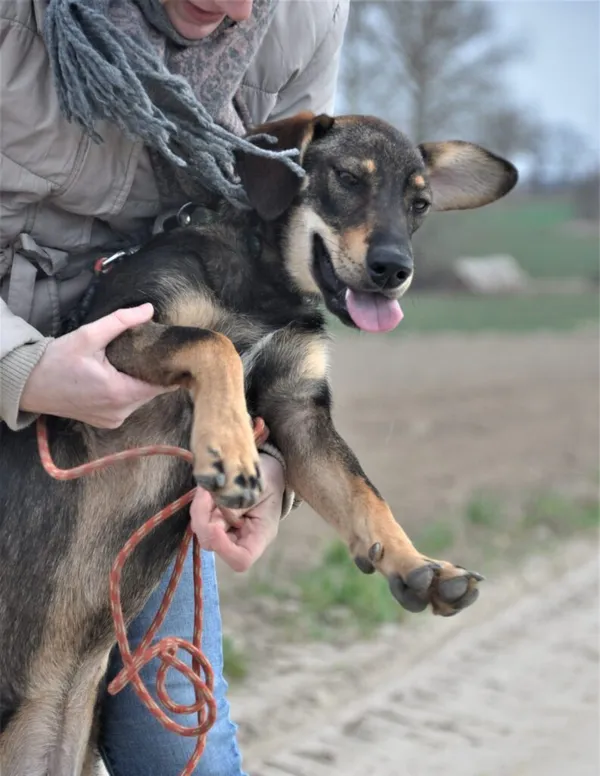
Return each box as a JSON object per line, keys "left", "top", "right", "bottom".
{"left": 231, "top": 542, "right": 600, "bottom": 775}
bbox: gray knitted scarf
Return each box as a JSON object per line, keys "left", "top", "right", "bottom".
{"left": 42, "top": 0, "right": 304, "bottom": 209}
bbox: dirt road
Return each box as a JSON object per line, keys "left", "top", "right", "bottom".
{"left": 231, "top": 542, "right": 600, "bottom": 776}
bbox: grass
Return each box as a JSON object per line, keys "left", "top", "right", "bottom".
{"left": 235, "top": 488, "right": 599, "bottom": 650}
{"left": 293, "top": 540, "right": 403, "bottom": 636}
{"left": 222, "top": 635, "right": 248, "bottom": 683}
{"left": 415, "top": 520, "right": 456, "bottom": 556}
{"left": 465, "top": 492, "right": 504, "bottom": 528}
{"left": 416, "top": 194, "right": 600, "bottom": 280}
{"left": 400, "top": 292, "right": 599, "bottom": 334}
{"left": 522, "top": 492, "right": 600, "bottom": 534}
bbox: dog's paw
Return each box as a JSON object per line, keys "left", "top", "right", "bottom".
{"left": 355, "top": 545, "right": 483, "bottom": 617}
{"left": 388, "top": 560, "right": 483, "bottom": 616}
{"left": 192, "top": 416, "right": 262, "bottom": 511}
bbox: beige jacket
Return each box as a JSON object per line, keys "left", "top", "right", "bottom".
{"left": 0, "top": 0, "right": 348, "bottom": 430}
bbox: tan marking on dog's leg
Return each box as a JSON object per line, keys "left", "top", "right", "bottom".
{"left": 290, "top": 451, "right": 480, "bottom": 616}
{"left": 289, "top": 460, "right": 423, "bottom": 579}
{"left": 48, "top": 651, "right": 111, "bottom": 776}
{"left": 0, "top": 695, "right": 60, "bottom": 775}
{"left": 169, "top": 333, "right": 261, "bottom": 509}
{"left": 0, "top": 653, "right": 77, "bottom": 776}
{"left": 106, "top": 322, "right": 261, "bottom": 509}
{"left": 260, "top": 339, "right": 482, "bottom": 617}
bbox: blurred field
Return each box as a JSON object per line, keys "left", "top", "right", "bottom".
{"left": 416, "top": 193, "right": 599, "bottom": 280}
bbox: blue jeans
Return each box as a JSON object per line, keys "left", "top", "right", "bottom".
{"left": 99, "top": 550, "right": 247, "bottom": 776}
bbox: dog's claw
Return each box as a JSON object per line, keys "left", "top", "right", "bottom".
{"left": 454, "top": 586, "right": 480, "bottom": 611}
{"left": 355, "top": 555, "right": 376, "bottom": 574}
{"left": 194, "top": 471, "right": 226, "bottom": 490}
{"left": 368, "top": 542, "right": 383, "bottom": 563}
{"left": 469, "top": 571, "right": 485, "bottom": 582}
{"left": 218, "top": 490, "right": 258, "bottom": 510}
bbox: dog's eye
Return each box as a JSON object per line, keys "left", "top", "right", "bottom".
{"left": 335, "top": 168, "right": 361, "bottom": 187}
{"left": 412, "top": 198, "right": 431, "bottom": 215}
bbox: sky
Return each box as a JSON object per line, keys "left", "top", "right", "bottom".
{"left": 484, "top": 0, "right": 599, "bottom": 156}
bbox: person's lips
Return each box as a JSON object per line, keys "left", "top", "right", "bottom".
{"left": 179, "top": 1, "right": 225, "bottom": 26}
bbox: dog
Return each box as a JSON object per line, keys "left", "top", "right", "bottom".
{"left": 0, "top": 111, "right": 517, "bottom": 775}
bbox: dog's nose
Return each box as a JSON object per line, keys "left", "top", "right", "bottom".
{"left": 367, "top": 247, "right": 413, "bottom": 289}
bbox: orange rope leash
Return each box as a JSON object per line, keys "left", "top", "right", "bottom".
{"left": 36, "top": 414, "right": 268, "bottom": 776}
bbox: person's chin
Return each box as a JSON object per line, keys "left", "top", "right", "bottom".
{"left": 171, "top": 17, "right": 224, "bottom": 38}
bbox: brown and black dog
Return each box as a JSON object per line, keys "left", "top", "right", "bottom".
{"left": 0, "top": 112, "right": 517, "bottom": 775}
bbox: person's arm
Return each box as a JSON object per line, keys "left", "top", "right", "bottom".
{"left": 0, "top": 293, "right": 53, "bottom": 430}
{"left": 267, "top": 0, "right": 350, "bottom": 121}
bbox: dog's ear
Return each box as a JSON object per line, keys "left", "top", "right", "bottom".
{"left": 236, "top": 111, "right": 335, "bottom": 221}
{"left": 418, "top": 141, "right": 518, "bottom": 212}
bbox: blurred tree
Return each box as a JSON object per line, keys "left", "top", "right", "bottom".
{"left": 541, "top": 123, "right": 595, "bottom": 184}
{"left": 337, "top": 1, "right": 377, "bottom": 114}
{"left": 571, "top": 173, "right": 600, "bottom": 222}
{"left": 338, "top": 0, "right": 521, "bottom": 142}
{"left": 476, "top": 106, "right": 542, "bottom": 159}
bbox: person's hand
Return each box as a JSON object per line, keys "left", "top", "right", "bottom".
{"left": 190, "top": 452, "right": 286, "bottom": 572}
{"left": 20, "top": 304, "right": 174, "bottom": 428}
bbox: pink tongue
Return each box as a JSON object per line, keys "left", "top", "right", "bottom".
{"left": 345, "top": 289, "right": 404, "bottom": 333}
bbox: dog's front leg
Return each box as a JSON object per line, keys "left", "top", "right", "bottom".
{"left": 248, "top": 329, "right": 481, "bottom": 617}
{"left": 106, "top": 321, "right": 261, "bottom": 509}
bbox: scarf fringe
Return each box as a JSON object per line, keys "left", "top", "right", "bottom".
{"left": 43, "top": 0, "right": 304, "bottom": 209}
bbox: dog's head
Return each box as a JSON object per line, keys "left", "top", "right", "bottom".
{"left": 236, "top": 112, "right": 518, "bottom": 332}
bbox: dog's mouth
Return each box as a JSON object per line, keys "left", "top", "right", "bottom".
{"left": 311, "top": 235, "right": 404, "bottom": 333}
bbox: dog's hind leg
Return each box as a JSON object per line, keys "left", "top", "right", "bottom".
{"left": 105, "top": 321, "right": 262, "bottom": 510}
{"left": 248, "top": 327, "right": 482, "bottom": 618}
{"left": 47, "top": 651, "right": 110, "bottom": 776}
{"left": 0, "top": 650, "right": 109, "bottom": 776}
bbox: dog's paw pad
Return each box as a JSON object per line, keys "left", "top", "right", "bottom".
{"left": 194, "top": 457, "right": 226, "bottom": 491}
{"left": 388, "top": 575, "right": 429, "bottom": 612}
{"left": 438, "top": 575, "right": 469, "bottom": 603}
{"left": 194, "top": 444, "right": 262, "bottom": 510}
{"left": 431, "top": 566, "right": 483, "bottom": 616}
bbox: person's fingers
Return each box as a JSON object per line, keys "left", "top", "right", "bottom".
{"left": 78, "top": 304, "right": 155, "bottom": 351}
{"left": 231, "top": 525, "right": 268, "bottom": 565}
{"left": 190, "top": 490, "right": 264, "bottom": 571}
{"left": 198, "top": 519, "right": 254, "bottom": 572}
{"left": 189, "top": 488, "right": 215, "bottom": 541}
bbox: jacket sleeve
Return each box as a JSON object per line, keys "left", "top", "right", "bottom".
{"left": 268, "top": 0, "right": 350, "bottom": 120}
{"left": 0, "top": 293, "right": 51, "bottom": 431}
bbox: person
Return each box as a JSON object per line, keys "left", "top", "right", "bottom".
{"left": 0, "top": 0, "right": 349, "bottom": 773}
